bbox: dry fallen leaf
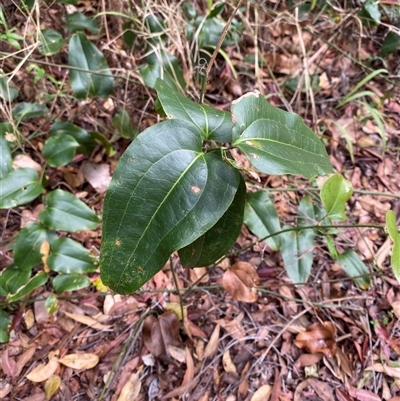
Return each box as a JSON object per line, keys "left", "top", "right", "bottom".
{"left": 26, "top": 357, "right": 59, "bottom": 382}
{"left": 203, "top": 323, "right": 220, "bottom": 359}
{"left": 117, "top": 370, "right": 142, "bottom": 401}
{"left": 294, "top": 322, "right": 337, "bottom": 357}
{"left": 63, "top": 311, "right": 112, "bottom": 330}
{"left": 251, "top": 384, "right": 272, "bottom": 401}
{"left": 44, "top": 375, "right": 61, "bottom": 400}
{"left": 12, "top": 154, "right": 42, "bottom": 173}
{"left": 81, "top": 161, "right": 112, "bottom": 194}
{"left": 223, "top": 349, "right": 236, "bottom": 373}
{"left": 58, "top": 353, "right": 99, "bottom": 370}
{"left": 15, "top": 346, "right": 36, "bottom": 377}
{"left": 2, "top": 348, "right": 17, "bottom": 378}
{"left": 222, "top": 262, "right": 260, "bottom": 303}
{"left": 40, "top": 239, "right": 51, "bottom": 273}
{"left": 142, "top": 312, "right": 182, "bottom": 359}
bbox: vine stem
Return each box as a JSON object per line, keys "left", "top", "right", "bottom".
{"left": 170, "top": 256, "right": 185, "bottom": 321}
{"left": 199, "top": 0, "right": 245, "bottom": 103}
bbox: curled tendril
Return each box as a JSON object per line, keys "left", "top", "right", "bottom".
{"left": 195, "top": 58, "right": 208, "bottom": 76}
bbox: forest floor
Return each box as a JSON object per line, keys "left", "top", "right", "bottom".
{"left": 1, "top": 1, "right": 400, "bottom": 400}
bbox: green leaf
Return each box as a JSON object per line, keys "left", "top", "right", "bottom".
{"left": 140, "top": 50, "right": 186, "bottom": 91}
{"left": 208, "top": 3, "right": 225, "bottom": 19}
{"left": 7, "top": 272, "right": 49, "bottom": 302}
{"left": 68, "top": 32, "right": 114, "bottom": 99}
{"left": 50, "top": 121, "right": 97, "bottom": 155}
{"left": 56, "top": 0, "right": 78, "bottom": 3}
{"left": 386, "top": 210, "right": 400, "bottom": 283}
{"left": 12, "top": 102, "right": 49, "bottom": 121}
{"left": 42, "top": 135, "right": 79, "bottom": 167}
{"left": 178, "top": 174, "right": 246, "bottom": 267}
{"left": 320, "top": 174, "right": 353, "bottom": 220}
{"left": 231, "top": 92, "right": 333, "bottom": 178}
{"left": 89, "top": 131, "right": 116, "bottom": 156}
{"left": 243, "top": 190, "right": 281, "bottom": 251}
{"left": 53, "top": 274, "right": 90, "bottom": 294}
{"left": 337, "top": 250, "right": 370, "bottom": 289}
{"left": 0, "top": 168, "right": 45, "bottom": 209}
{"left": 381, "top": 27, "right": 400, "bottom": 57}
{"left": 0, "top": 265, "right": 31, "bottom": 295}
{"left": 112, "top": 109, "right": 138, "bottom": 139}
{"left": 155, "top": 78, "right": 232, "bottom": 142}
{"left": 39, "top": 189, "right": 100, "bottom": 232}
{"left": 0, "top": 309, "right": 11, "bottom": 343}
{"left": 13, "top": 223, "right": 48, "bottom": 271}
{"left": 47, "top": 237, "right": 98, "bottom": 274}
{"left": 38, "top": 29, "right": 65, "bottom": 55}
{"left": 100, "top": 119, "right": 241, "bottom": 294}
{"left": 0, "top": 75, "right": 18, "bottom": 101}
{"left": 65, "top": 12, "right": 101, "bottom": 34}
{"left": 0, "top": 130, "right": 12, "bottom": 179}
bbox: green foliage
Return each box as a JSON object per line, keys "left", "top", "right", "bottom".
{"left": 337, "top": 250, "right": 370, "bottom": 290}
{"left": 100, "top": 79, "right": 333, "bottom": 294}
{"left": 38, "top": 29, "right": 65, "bottom": 56}
{"left": 386, "top": 211, "right": 400, "bottom": 283}
{"left": 112, "top": 109, "right": 139, "bottom": 139}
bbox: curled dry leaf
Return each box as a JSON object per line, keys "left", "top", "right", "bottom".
{"left": 117, "top": 371, "right": 141, "bottom": 401}
{"left": 203, "top": 323, "right": 220, "bottom": 359}
{"left": 44, "top": 375, "right": 61, "bottom": 400}
{"left": 63, "top": 311, "right": 112, "bottom": 330}
{"left": 222, "top": 262, "right": 260, "bottom": 303}
{"left": 58, "top": 353, "right": 99, "bottom": 370}
{"left": 81, "top": 162, "right": 112, "bottom": 194}
{"left": 12, "top": 154, "right": 42, "bottom": 174}
{"left": 223, "top": 350, "right": 237, "bottom": 373}
{"left": 26, "top": 357, "right": 59, "bottom": 382}
{"left": 142, "top": 311, "right": 182, "bottom": 359}
{"left": 294, "top": 322, "right": 337, "bottom": 357}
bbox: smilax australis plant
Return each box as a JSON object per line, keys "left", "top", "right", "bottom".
{"left": 100, "top": 78, "right": 335, "bottom": 294}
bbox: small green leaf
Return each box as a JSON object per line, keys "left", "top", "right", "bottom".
{"left": 178, "top": 174, "right": 246, "bottom": 267}
{"left": 112, "top": 109, "right": 138, "bottom": 139}
{"left": 337, "top": 250, "right": 370, "bottom": 289}
{"left": 89, "top": 131, "right": 116, "bottom": 156}
{"left": 39, "top": 189, "right": 100, "bottom": 232}
{"left": 45, "top": 295, "right": 59, "bottom": 315}
{"left": 53, "top": 274, "right": 90, "bottom": 294}
{"left": 13, "top": 223, "right": 48, "bottom": 271}
{"left": 0, "top": 130, "right": 12, "bottom": 179}
{"left": 65, "top": 12, "right": 101, "bottom": 34}
{"left": 232, "top": 92, "right": 333, "bottom": 179}
{"left": 50, "top": 121, "right": 97, "bottom": 155}
{"left": 243, "top": 190, "right": 281, "bottom": 251}
{"left": 208, "top": 3, "right": 225, "bottom": 19}
{"left": 38, "top": 29, "right": 65, "bottom": 55}
{"left": 140, "top": 50, "right": 186, "bottom": 91}
{"left": 386, "top": 210, "right": 399, "bottom": 241}
{"left": 0, "top": 330, "right": 9, "bottom": 343}
{"left": 326, "top": 235, "right": 339, "bottom": 260}
{"left": 12, "top": 102, "right": 49, "bottom": 121}
{"left": 0, "top": 168, "right": 45, "bottom": 209}
{"left": 68, "top": 32, "right": 114, "bottom": 99}
{"left": 0, "top": 265, "right": 31, "bottom": 295}
{"left": 386, "top": 210, "right": 400, "bottom": 283}
{"left": 47, "top": 237, "right": 98, "bottom": 274}
{"left": 0, "top": 75, "right": 18, "bottom": 102}
{"left": 7, "top": 272, "right": 49, "bottom": 302}
{"left": 0, "top": 309, "right": 11, "bottom": 342}
{"left": 320, "top": 174, "right": 353, "bottom": 220}
{"left": 42, "top": 135, "right": 79, "bottom": 167}
{"left": 381, "top": 27, "right": 400, "bottom": 57}
{"left": 100, "top": 119, "right": 240, "bottom": 294}
{"left": 155, "top": 78, "right": 232, "bottom": 142}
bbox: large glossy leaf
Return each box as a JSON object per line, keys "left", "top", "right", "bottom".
{"left": 320, "top": 174, "right": 353, "bottom": 220}
{"left": 231, "top": 92, "right": 333, "bottom": 178}
{"left": 47, "top": 237, "right": 98, "bottom": 274}
{"left": 13, "top": 223, "right": 48, "bottom": 270}
{"left": 178, "top": 174, "right": 246, "bottom": 268}
{"left": 243, "top": 190, "right": 281, "bottom": 251}
{"left": 53, "top": 274, "right": 90, "bottom": 294}
{"left": 7, "top": 272, "right": 49, "bottom": 302}
{"left": 68, "top": 32, "right": 114, "bottom": 99}
{"left": 337, "top": 250, "right": 370, "bottom": 289}
{"left": 0, "top": 168, "right": 45, "bottom": 209}
{"left": 39, "top": 189, "right": 100, "bottom": 231}
{"left": 50, "top": 121, "right": 97, "bottom": 155}
{"left": 155, "top": 78, "right": 232, "bottom": 142}
{"left": 42, "top": 135, "right": 79, "bottom": 167}
{"left": 101, "top": 119, "right": 240, "bottom": 294}
{"left": 0, "top": 130, "right": 12, "bottom": 179}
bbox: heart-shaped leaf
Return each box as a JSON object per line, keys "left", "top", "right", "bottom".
{"left": 39, "top": 189, "right": 100, "bottom": 231}
{"left": 68, "top": 32, "right": 114, "bottom": 99}
{"left": 320, "top": 174, "right": 353, "bottom": 220}
{"left": 231, "top": 92, "right": 333, "bottom": 178}
{"left": 0, "top": 168, "right": 45, "bottom": 209}
{"left": 47, "top": 237, "right": 98, "bottom": 274}
{"left": 100, "top": 119, "right": 240, "bottom": 294}
{"left": 155, "top": 78, "right": 232, "bottom": 142}
{"left": 243, "top": 190, "right": 281, "bottom": 251}
{"left": 178, "top": 174, "right": 246, "bottom": 268}
{"left": 52, "top": 274, "right": 90, "bottom": 294}
{"left": 13, "top": 223, "right": 48, "bottom": 271}
{"left": 42, "top": 135, "right": 79, "bottom": 167}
